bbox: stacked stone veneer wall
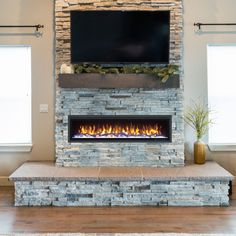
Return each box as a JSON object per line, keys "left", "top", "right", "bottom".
{"left": 55, "top": 0, "right": 184, "bottom": 167}
{"left": 14, "top": 180, "right": 230, "bottom": 206}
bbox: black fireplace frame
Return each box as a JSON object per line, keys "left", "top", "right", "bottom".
{"left": 68, "top": 115, "right": 172, "bottom": 142}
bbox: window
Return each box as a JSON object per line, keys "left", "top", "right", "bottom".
{"left": 0, "top": 46, "right": 32, "bottom": 151}
{"left": 207, "top": 45, "right": 236, "bottom": 151}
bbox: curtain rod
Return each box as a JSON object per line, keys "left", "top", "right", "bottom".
{"left": 194, "top": 22, "right": 236, "bottom": 30}
{"left": 0, "top": 24, "right": 44, "bottom": 32}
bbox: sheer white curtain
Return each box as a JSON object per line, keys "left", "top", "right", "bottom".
{"left": 207, "top": 45, "right": 236, "bottom": 145}
{"left": 0, "top": 46, "right": 31, "bottom": 144}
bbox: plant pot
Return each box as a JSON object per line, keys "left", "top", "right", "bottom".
{"left": 194, "top": 140, "right": 206, "bottom": 164}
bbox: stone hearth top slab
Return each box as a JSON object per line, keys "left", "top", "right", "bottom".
{"left": 9, "top": 161, "right": 233, "bottom": 182}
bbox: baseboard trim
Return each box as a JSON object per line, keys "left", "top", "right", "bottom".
{"left": 0, "top": 176, "right": 13, "bottom": 186}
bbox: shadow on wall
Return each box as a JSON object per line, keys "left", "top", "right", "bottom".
{"left": 195, "top": 30, "right": 236, "bottom": 35}
{"left": 184, "top": 142, "right": 192, "bottom": 162}
{"left": 0, "top": 32, "right": 43, "bottom": 37}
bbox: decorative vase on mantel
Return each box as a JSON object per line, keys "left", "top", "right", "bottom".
{"left": 194, "top": 139, "right": 206, "bottom": 164}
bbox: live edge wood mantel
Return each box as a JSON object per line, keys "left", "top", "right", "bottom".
{"left": 58, "top": 73, "right": 180, "bottom": 89}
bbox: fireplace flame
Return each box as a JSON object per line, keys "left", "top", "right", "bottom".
{"left": 77, "top": 122, "right": 164, "bottom": 138}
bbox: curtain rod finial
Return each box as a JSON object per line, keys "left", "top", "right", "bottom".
{"left": 36, "top": 24, "right": 44, "bottom": 31}
{"left": 194, "top": 22, "right": 201, "bottom": 30}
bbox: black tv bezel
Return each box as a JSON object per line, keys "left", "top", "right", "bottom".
{"left": 70, "top": 10, "right": 170, "bottom": 65}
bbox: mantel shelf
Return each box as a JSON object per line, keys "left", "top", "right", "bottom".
{"left": 58, "top": 73, "right": 180, "bottom": 89}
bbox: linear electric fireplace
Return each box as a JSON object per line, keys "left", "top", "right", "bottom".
{"left": 68, "top": 115, "right": 172, "bottom": 142}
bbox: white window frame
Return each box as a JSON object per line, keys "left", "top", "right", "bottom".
{"left": 0, "top": 45, "right": 32, "bottom": 152}
{"left": 207, "top": 44, "right": 236, "bottom": 152}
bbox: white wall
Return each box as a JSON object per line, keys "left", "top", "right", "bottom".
{"left": 184, "top": 0, "right": 236, "bottom": 175}
{"left": 0, "top": 0, "right": 54, "bottom": 181}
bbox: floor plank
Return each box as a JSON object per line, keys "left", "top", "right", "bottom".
{"left": 0, "top": 187, "right": 236, "bottom": 234}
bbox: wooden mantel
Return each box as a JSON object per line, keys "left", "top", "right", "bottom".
{"left": 58, "top": 73, "right": 180, "bottom": 89}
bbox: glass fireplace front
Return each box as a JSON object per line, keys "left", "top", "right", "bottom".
{"left": 68, "top": 115, "right": 172, "bottom": 142}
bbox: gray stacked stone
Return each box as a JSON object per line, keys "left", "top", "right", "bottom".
{"left": 14, "top": 180, "right": 230, "bottom": 206}
{"left": 55, "top": 89, "right": 184, "bottom": 167}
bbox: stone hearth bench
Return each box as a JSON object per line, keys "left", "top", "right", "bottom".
{"left": 9, "top": 161, "right": 233, "bottom": 207}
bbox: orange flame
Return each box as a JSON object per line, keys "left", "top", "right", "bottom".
{"left": 77, "top": 122, "right": 163, "bottom": 137}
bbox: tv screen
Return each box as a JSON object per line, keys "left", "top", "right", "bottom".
{"left": 70, "top": 10, "right": 170, "bottom": 64}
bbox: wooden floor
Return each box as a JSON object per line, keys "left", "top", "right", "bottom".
{"left": 1, "top": 187, "right": 236, "bottom": 234}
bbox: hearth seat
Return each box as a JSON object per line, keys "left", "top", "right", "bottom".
{"left": 9, "top": 161, "right": 233, "bottom": 207}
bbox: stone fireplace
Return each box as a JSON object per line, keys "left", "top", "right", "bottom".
{"left": 55, "top": 0, "right": 184, "bottom": 168}
{"left": 9, "top": 0, "right": 233, "bottom": 207}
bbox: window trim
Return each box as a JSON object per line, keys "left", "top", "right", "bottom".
{"left": 208, "top": 144, "right": 236, "bottom": 152}
{"left": 0, "top": 45, "right": 32, "bottom": 148}
{"left": 0, "top": 143, "right": 33, "bottom": 153}
{"left": 207, "top": 44, "right": 236, "bottom": 152}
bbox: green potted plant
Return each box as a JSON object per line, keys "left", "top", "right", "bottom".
{"left": 184, "top": 100, "right": 213, "bottom": 164}
{"left": 73, "top": 63, "right": 179, "bottom": 83}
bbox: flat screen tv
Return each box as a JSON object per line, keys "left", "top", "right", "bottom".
{"left": 70, "top": 10, "right": 170, "bottom": 64}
